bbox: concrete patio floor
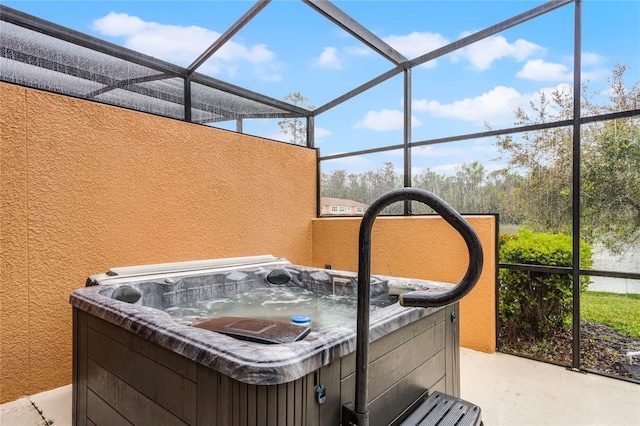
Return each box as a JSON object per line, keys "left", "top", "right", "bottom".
{"left": 0, "top": 384, "right": 72, "bottom": 426}
{"left": 2, "top": 348, "right": 639, "bottom": 425}
{"left": 460, "top": 349, "right": 640, "bottom": 425}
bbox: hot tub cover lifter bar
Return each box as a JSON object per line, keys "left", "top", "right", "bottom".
{"left": 343, "top": 188, "right": 484, "bottom": 426}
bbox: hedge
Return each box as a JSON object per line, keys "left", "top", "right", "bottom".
{"left": 499, "top": 229, "right": 593, "bottom": 340}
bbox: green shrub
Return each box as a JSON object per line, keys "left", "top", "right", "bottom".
{"left": 499, "top": 229, "right": 593, "bottom": 340}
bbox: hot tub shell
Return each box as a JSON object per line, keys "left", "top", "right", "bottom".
{"left": 71, "top": 256, "right": 461, "bottom": 426}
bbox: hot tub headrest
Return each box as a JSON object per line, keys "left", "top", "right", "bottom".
{"left": 266, "top": 268, "right": 291, "bottom": 285}
{"left": 111, "top": 285, "right": 142, "bottom": 304}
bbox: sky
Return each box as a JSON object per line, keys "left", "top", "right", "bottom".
{"left": 4, "top": 0, "right": 640, "bottom": 176}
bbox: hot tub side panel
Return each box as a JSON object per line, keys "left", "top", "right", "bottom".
{"left": 338, "top": 305, "right": 458, "bottom": 426}
{"left": 73, "top": 306, "right": 457, "bottom": 426}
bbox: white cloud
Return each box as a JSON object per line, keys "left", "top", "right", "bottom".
{"left": 355, "top": 109, "right": 422, "bottom": 131}
{"left": 431, "top": 163, "right": 460, "bottom": 175}
{"left": 560, "top": 52, "right": 609, "bottom": 82}
{"left": 315, "top": 47, "right": 342, "bottom": 69}
{"left": 413, "top": 145, "right": 460, "bottom": 159}
{"left": 537, "top": 83, "right": 572, "bottom": 98}
{"left": 269, "top": 129, "right": 289, "bottom": 143}
{"left": 314, "top": 127, "right": 332, "bottom": 142}
{"left": 344, "top": 46, "right": 371, "bottom": 56}
{"left": 516, "top": 59, "right": 572, "bottom": 81}
{"left": 413, "top": 140, "right": 496, "bottom": 158}
{"left": 92, "top": 12, "right": 280, "bottom": 80}
{"left": 93, "top": 12, "right": 145, "bottom": 36}
{"left": 413, "top": 161, "right": 463, "bottom": 176}
{"left": 452, "top": 34, "right": 544, "bottom": 70}
{"left": 582, "top": 52, "right": 607, "bottom": 66}
{"left": 582, "top": 68, "right": 610, "bottom": 83}
{"left": 321, "top": 155, "right": 375, "bottom": 174}
{"left": 427, "top": 161, "right": 504, "bottom": 176}
{"left": 383, "top": 32, "right": 449, "bottom": 67}
{"left": 313, "top": 45, "right": 373, "bottom": 70}
{"left": 412, "top": 145, "right": 439, "bottom": 157}
{"left": 413, "top": 86, "right": 522, "bottom": 125}
{"left": 562, "top": 52, "right": 607, "bottom": 66}
{"left": 528, "top": 83, "right": 573, "bottom": 117}
{"left": 412, "top": 83, "right": 579, "bottom": 127}
{"left": 254, "top": 62, "right": 283, "bottom": 83}
{"left": 521, "top": 53, "right": 609, "bottom": 83}
{"left": 411, "top": 141, "right": 504, "bottom": 176}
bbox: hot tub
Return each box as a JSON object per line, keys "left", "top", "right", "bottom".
{"left": 71, "top": 255, "right": 462, "bottom": 426}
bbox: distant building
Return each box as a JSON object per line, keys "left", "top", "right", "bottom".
{"left": 320, "top": 197, "right": 368, "bottom": 216}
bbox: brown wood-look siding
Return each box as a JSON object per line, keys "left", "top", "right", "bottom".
{"left": 88, "top": 360, "right": 188, "bottom": 426}
{"left": 73, "top": 308, "right": 88, "bottom": 426}
{"left": 339, "top": 316, "right": 448, "bottom": 426}
{"left": 87, "top": 328, "right": 197, "bottom": 424}
{"left": 318, "top": 360, "right": 341, "bottom": 426}
{"left": 445, "top": 304, "right": 461, "bottom": 396}
{"left": 87, "top": 390, "right": 133, "bottom": 425}
{"left": 196, "top": 363, "right": 218, "bottom": 426}
{"left": 86, "top": 315, "right": 197, "bottom": 381}
{"left": 74, "top": 307, "right": 458, "bottom": 426}
{"left": 340, "top": 308, "right": 445, "bottom": 379}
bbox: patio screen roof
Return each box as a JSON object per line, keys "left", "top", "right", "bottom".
{"left": 0, "top": 0, "right": 570, "bottom": 147}
{"left": 0, "top": 4, "right": 304, "bottom": 125}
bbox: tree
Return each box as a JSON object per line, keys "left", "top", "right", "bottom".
{"left": 453, "top": 161, "right": 488, "bottom": 213}
{"left": 373, "top": 162, "right": 403, "bottom": 214}
{"left": 494, "top": 64, "right": 640, "bottom": 253}
{"left": 322, "top": 161, "right": 526, "bottom": 218}
{"left": 321, "top": 162, "right": 402, "bottom": 213}
{"left": 323, "top": 161, "right": 530, "bottom": 217}
{"left": 278, "top": 92, "right": 314, "bottom": 146}
{"left": 413, "top": 168, "right": 454, "bottom": 213}
{"left": 494, "top": 84, "right": 574, "bottom": 233}
{"left": 484, "top": 169, "right": 525, "bottom": 225}
{"left": 322, "top": 169, "right": 349, "bottom": 199}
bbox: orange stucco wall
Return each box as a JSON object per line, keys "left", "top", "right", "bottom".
{"left": 1, "top": 82, "right": 497, "bottom": 404}
{"left": 0, "top": 83, "right": 317, "bottom": 402}
{"left": 311, "top": 216, "right": 496, "bottom": 354}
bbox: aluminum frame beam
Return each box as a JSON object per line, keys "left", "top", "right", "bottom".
{"left": 409, "top": 0, "right": 572, "bottom": 68}
{"left": 318, "top": 108, "right": 640, "bottom": 161}
{"left": 314, "top": 67, "right": 402, "bottom": 115}
{"left": 0, "top": 4, "right": 311, "bottom": 119}
{"left": 189, "top": 71, "right": 312, "bottom": 116}
{"left": 0, "top": 5, "right": 184, "bottom": 77}
{"left": 571, "top": 0, "right": 583, "bottom": 371}
{"left": 187, "top": 0, "right": 271, "bottom": 74}
{"left": 303, "top": 0, "right": 409, "bottom": 68}
{"left": 84, "top": 73, "right": 177, "bottom": 99}
{"left": 0, "top": 46, "right": 265, "bottom": 121}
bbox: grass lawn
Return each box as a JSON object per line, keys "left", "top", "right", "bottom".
{"left": 582, "top": 291, "right": 640, "bottom": 338}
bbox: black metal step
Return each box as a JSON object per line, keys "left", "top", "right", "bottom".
{"left": 398, "top": 391, "right": 482, "bottom": 426}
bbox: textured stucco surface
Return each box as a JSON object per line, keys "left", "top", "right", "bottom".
{"left": 1, "top": 83, "right": 31, "bottom": 403}
{"left": 0, "top": 83, "right": 316, "bottom": 402}
{"left": 1, "top": 81, "right": 497, "bottom": 403}
{"left": 311, "top": 216, "right": 497, "bottom": 353}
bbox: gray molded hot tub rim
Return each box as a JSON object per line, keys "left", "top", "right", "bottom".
{"left": 70, "top": 260, "right": 455, "bottom": 385}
